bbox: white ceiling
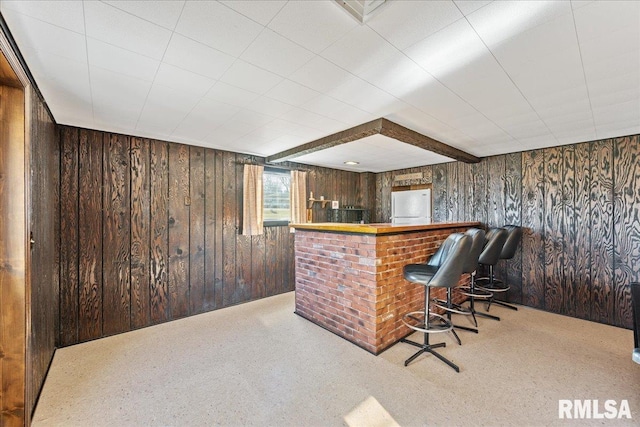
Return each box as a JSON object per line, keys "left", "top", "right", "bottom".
{"left": 1, "top": 0, "right": 639, "bottom": 172}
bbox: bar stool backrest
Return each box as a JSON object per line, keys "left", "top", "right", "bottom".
{"left": 478, "top": 228, "right": 508, "bottom": 266}
{"left": 463, "top": 228, "right": 486, "bottom": 275}
{"left": 632, "top": 282, "right": 640, "bottom": 350}
{"left": 500, "top": 225, "right": 522, "bottom": 260}
{"left": 427, "top": 233, "right": 470, "bottom": 289}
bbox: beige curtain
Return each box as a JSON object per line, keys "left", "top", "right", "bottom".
{"left": 290, "top": 170, "right": 307, "bottom": 225}
{"left": 242, "top": 164, "right": 264, "bottom": 236}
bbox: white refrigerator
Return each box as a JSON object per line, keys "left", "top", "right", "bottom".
{"left": 391, "top": 189, "right": 432, "bottom": 225}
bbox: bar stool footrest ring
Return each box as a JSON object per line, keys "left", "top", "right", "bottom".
{"left": 402, "top": 311, "right": 452, "bottom": 334}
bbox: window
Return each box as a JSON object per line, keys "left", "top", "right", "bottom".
{"left": 263, "top": 168, "right": 290, "bottom": 226}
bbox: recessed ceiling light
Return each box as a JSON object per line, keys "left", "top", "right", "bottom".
{"left": 344, "top": 161, "right": 360, "bottom": 165}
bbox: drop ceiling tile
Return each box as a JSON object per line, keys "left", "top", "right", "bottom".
{"left": 204, "top": 126, "right": 248, "bottom": 147}
{"left": 137, "top": 84, "right": 202, "bottom": 134}
{"left": 367, "top": 0, "right": 462, "bottom": 50}
{"left": 84, "top": 1, "right": 172, "bottom": 60}
{"left": 302, "top": 95, "right": 372, "bottom": 125}
{"left": 397, "top": 78, "right": 478, "bottom": 124}
{"left": 90, "top": 66, "right": 151, "bottom": 122}
{"left": 588, "top": 71, "right": 640, "bottom": 108}
{"left": 225, "top": 110, "right": 275, "bottom": 133}
{"left": 219, "top": 0, "right": 287, "bottom": 26}
{"left": 572, "top": 0, "right": 640, "bottom": 43}
{"left": 321, "top": 24, "right": 400, "bottom": 76}
{"left": 288, "top": 56, "right": 358, "bottom": 93}
{"left": 261, "top": 119, "right": 322, "bottom": 139}
{"left": 358, "top": 53, "right": 434, "bottom": 98}
{"left": 405, "top": 19, "right": 495, "bottom": 80}
{"left": 172, "top": 98, "right": 240, "bottom": 142}
{"left": 37, "top": 78, "right": 93, "bottom": 124}
{"left": 267, "top": 0, "right": 357, "bottom": 53}
{"left": 281, "top": 108, "right": 346, "bottom": 133}
{"left": 466, "top": 0, "right": 572, "bottom": 48}
{"left": 163, "top": 34, "right": 235, "bottom": 80}
{"left": 240, "top": 29, "right": 315, "bottom": 76}
{"left": 596, "top": 123, "right": 640, "bottom": 141}
{"left": 2, "top": 9, "right": 87, "bottom": 62}
{"left": 329, "top": 77, "right": 400, "bottom": 114}
{"left": 0, "top": 0, "right": 85, "bottom": 33}
{"left": 175, "top": 1, "right": 263, "bottom": 56}
{"left": 265, "top": 80, "right": 320, "bottom": 106}
{"left": 527, "top": 86, "right": 592, "bottom": 114}
{"left": 219, "top": 60, "right": 283, "bottom": 94}
{"left": 205, "top": 82, "right": 260, "bottom": 108}
{"left": 153, "top": 62, "right": 216, "bottom": 96}
{"left": 593, "top": 99, "right": 640, "bottom": 127}
{"left": 87, "top": 38, "right": 159, "bottom": 82}
{"left": 244, "top": 96, "right": 295, "bottom": 118}
{"left": 454, "top": 1, "right": 493, "bottom": 16}
{"left": 103, "top": 0, "right": 185, "bottom": 30}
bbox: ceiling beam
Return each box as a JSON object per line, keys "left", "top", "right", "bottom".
{"left": 266, "top": 117, "right": 480, "bottom": 164}
{"left": 266, "top": 118, "right": 384, "bottom": 163}
{"left": 379, "top": 118, "right": 480, "bottom": 163}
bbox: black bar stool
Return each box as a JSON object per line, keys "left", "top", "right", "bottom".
{"left": 433, "top": 228, "right": 486, "bottom": 341}
{"left": 400, "top": 233, "right": 471, "bottom": 371}
{"left": 457, "top": 228, "right": 501, "bottom": 322}
{"left": 631, "top": 282, "right": 640, "bottom": 364}
{"left": 479, "top": 225, "right": 522, "bottom": 311}
{"left": 474, "top": 228, "right": 508, "bottom": 315}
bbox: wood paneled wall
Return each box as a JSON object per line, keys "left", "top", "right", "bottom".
{"left": 26, "top": 86, "right": 59, "bottom": 423}
{"left": 58, "top": 126, "right": 370, "bottom": 346}
{"left": 374, "top": 135, "right": 640, "bottom": 329}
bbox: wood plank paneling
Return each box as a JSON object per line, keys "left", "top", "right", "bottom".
{"left": 150, "top": 140, "right": 169, "bottom": 323}
{"left": 102, "top": 133, "right": 131, "bottom": 335}
{"left": 203, "top": 150, "right": 217, "bottom": 310}
{"left": 27, "top": 87, "right": 59, "bottom": 424}
{"left": 521, "top": 149, "right": 545, "bottom": 309}
{"left": 544, "top": 147, "right": 563, "bottom": 314}
{"left": 574, "top": 142, "right": 591, "bottom": 320}
{"left": 78, "top": 129, "right": 103, "bottom": 341}
{"left": 562, "top": 145, "right": 576, "bottom": 317}
{"left": 190, "top": 146, "right": 205, "bottom": 315}
{"left": 130, "top": 137, "right": 150, "bottom": 328}
{"left": 613, "top": 135, "right": 639, "bottom": 328}
{"left": 487, "top": 155, "right": 506, "bottom": 285}
{"left": 471, "top": 160, "right": 488, "bottom": 226}
{"left": 59, "top": 126, "right": 79, "bottom": 345}
{"left": 432, "top": 163, "right": 447, "bottom": 223}
{"left": 222, "top": 151, "right": 237, "bottom": 306}
{"left": 214, "top": 151, "right": 224, "bottom": 309}
{"left": 504, "top": 152, "right": 522, "bottom": 304}
{"left": 590, "top": 140, "right": 614, "bottom": 324}
{"left": 168, "top": 143, "right": 190, "bottom": 318}
{"left": 446, "top": 161, "right": 459, "bottom": 221}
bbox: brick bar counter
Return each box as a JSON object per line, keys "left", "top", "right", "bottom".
{"left": 290, "top": 222, "right": 480, "bottom": 354}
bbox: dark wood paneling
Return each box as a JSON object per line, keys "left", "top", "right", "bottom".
{"left": 521, "top": 149, "right": 545, "bottom": 309}
{"left": 487, "top": 155, "right": 506, "bottom": 285}
{"left": 130, "top": 137, "right": 150, "bottom": 328}
{"left": 590, "top": 140, "right": 614, "bottom": 324}
{"left": 446, "top": 161, "right": 459, "bottom": 221}
{"left": 190, "top": 146, "right": 206, "bottom": 314}
{"left": 574, "top": 142, "right": 591, "bottom": 320}
{"left": 432, "top": 163, "right": 447, "bottom": 223}
{"left": 471, "top": 160, "right": 488, "bottom": 226}
{"left": 150, "top": 140, "right": 169, "bottom": 323}
{"left": 222, "top": 151, "right": 237, "bottom": 306}
{"left": 543, "top": 146, "right": 563, "bottom": 314}
{"left": 59, "top": 126, "right": 79, "bottom": 345}
{"left": 562, "top": 145, "right": 576, "bottom": 317}
{"left": 213, "top": 151, "right": 224, "bottom": 309}
{"left": 613, "top": 135, "right": 639, "bottom": 328}
{"left": 168, "top": 143, "right": 190, "bottom": 318}
{"left": 102, "top": 133, "right": 131, "bottom": 335}
{"left": 504, "top": 152, "right": 523, "bottom": 304}
{"left": 78, "top": 129, "right": 103, "bottom": 341}
{"left": 203, "top": 150, "right": 217, "bottom": 310}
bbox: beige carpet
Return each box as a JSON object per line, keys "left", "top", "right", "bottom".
{"left": 33, "top": 292, "right": 639, "bottom": 426}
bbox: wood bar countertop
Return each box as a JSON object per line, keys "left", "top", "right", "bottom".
{"left": 290, "top": 221, "right": 480, "bottom": 235}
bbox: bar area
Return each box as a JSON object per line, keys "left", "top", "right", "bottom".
{"left": 291, "top": 221, "right": 479, "bottom": 354}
